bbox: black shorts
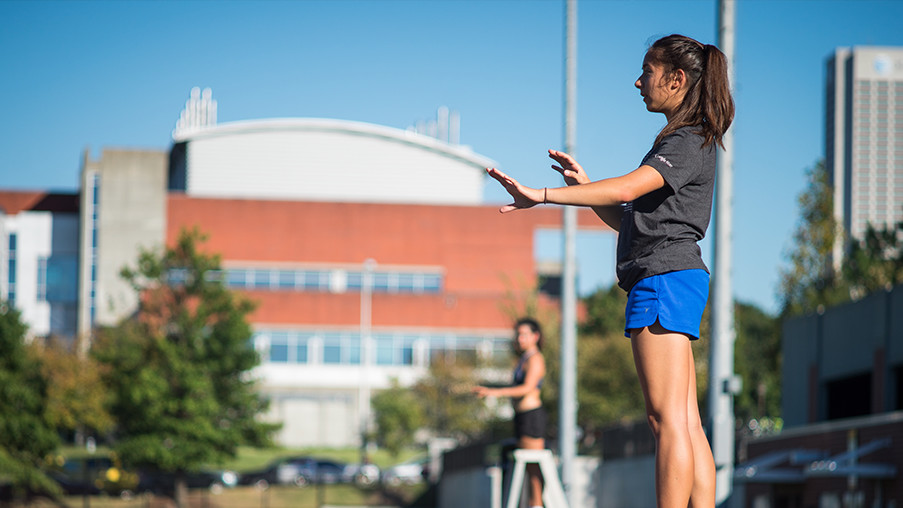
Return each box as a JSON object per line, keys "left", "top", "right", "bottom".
{"left": 514, "top": 407, "right": 547, "bottom": 440}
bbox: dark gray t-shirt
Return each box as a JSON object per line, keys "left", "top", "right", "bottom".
{"left": 616, "top": 126, "right": 716, "bottom": 292}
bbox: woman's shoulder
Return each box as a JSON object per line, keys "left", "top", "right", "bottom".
{"left": 657, "top": 125, "right": 713, "bottom": 154}
{"left": 662, "top": 125, "right": 704, "bottom": 142}
{"left": 528, "top": 351, "right": 546, "bottom": 367}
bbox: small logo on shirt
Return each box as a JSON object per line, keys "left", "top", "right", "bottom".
{"left": 654, "top": 154, "right": 673, "bottom": 168}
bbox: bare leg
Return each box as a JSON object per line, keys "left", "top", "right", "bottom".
{"left": 520, "top": 435, "right": 545, "bottom": 507}
{"left": 686, "top": 346, "right": 716, "bottom": 508}
{"left": 631, "top": 322, "right": 695, "bottom": 508}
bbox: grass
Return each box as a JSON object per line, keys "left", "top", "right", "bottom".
{"left": 38, "top": 446, "right": 430, "bottom": 508}
{"left": 56, "top": 445, "right": 423, "bottom": 473}
{"left": 43, "top": 483, "right": 429, "bottom": 508}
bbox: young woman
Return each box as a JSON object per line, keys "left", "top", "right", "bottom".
{"left": 486, "top": 34, "right": 734, "bottom": 508}
{"left": 473, "top": 318, "right": 547, "bottom": 508}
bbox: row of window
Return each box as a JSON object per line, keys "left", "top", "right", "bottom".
{"left": 253, "top": 330, "right": 514, "bottom": 367}
{"left": 88, "top": 173, "right": 100, "bottom": 323}
{"left": 7, "top": 234, "right": 16, "bottom": 304}
{"left": 168, "top": 266, "right": 444, "bottom": 294}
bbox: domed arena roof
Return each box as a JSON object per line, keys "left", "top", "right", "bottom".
{"left": 169, "top": 89, "right": 495, "bottom": 205}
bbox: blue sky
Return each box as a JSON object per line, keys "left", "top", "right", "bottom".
{"left": 2, "top": 0, "right": 903, "bottom": 314}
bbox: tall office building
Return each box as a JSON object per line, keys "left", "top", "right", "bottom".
{"left": 826, "top": 46, "right": 903, "bottom": 263}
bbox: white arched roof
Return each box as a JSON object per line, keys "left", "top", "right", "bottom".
{"left": 172, "top": 118, "right": 497, "bottom": 205}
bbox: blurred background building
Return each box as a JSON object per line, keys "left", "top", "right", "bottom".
{"left": 827, "top": 46, "right": 903, "bottom": 264}
{"left": 0, "top": 87, "right": 607, "bottom": 448}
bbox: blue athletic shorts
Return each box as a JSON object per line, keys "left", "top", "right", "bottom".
{"left": 624, "top": 269, "right": 710, "bottom": 340}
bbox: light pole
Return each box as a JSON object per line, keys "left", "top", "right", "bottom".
{"left": 709, "top": 1, "right": 738, "bottom": 505}
{"left": 360, "top": 258, "right": 376, "bottom": 459}
{"left": 559, "top": 0, "right": 578, "bottom": 503}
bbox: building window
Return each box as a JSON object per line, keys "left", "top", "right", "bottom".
{"left": 88, "top": 173, "right": 100, "bottom": 323}
{"left": 261, "top": 331, "right": 310, "bottom": 364}
{"left": 825, "top": 373, "right": 872, "bottom": 420}
{"left": 253, "top": 329, "right": 509, "bottom": 367}
{"left": 7, "top": 233, "right": 16, "bottom": 304}
{"left": 216, "top": 266, "right": 444, "bottom": 294}
{"left": 37, "top": 257, "right": 47, "bottom": 301}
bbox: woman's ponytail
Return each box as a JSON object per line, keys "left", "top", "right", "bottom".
{"left": 701, "top": 44, "right": 734, "bottom": 148}
{"left": 649, "top": 35, "right": 734, "bottom": 148}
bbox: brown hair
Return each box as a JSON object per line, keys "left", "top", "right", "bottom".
{"left": 647, "top": 34, "right": 734, "bottom": 148}
{"left": 515, "top": 317, "right": 544, "bottom": 351}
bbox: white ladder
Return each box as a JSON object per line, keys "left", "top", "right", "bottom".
{"left": 505, "top": 449, "right": 569, "bottom": 508}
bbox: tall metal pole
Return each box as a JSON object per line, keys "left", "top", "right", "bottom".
{"left": 559, "top": 0, "right": 578, "bottom": 503}
{"left": 360, "top": 259, "right": 376, "bottom": 459}
{"left": 709, "top": 0, "right": 737, "bottom": 505}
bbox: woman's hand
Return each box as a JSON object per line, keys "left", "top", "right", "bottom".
{"left": 549, "top": 150, "right": 590, "bottom": 185}
{"left": 486, "top": 168, "right": 544, "bottom": 213}
{"left": 472, "top": 385, "right": 493, "bottom": 398}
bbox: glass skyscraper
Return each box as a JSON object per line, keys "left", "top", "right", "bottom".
{"left": 826, "top": 46, "right": 903, "bottom": 262}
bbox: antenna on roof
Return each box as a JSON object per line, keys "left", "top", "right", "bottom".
{"left": 406, "top": 106, "right": 460, "bottom": 145}
{"left": 173, "top": 87, "right": 217, "bottom": 139}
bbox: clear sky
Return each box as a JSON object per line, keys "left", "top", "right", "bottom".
{"left": 2, "top": 0, "right": 902, "bottom": 314}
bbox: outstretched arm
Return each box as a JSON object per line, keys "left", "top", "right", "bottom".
{"left": 487, "top": 156, "right": 666, "bottom": 222}
{"left": 548, "top": 150, "right": 624, "bottom": 231}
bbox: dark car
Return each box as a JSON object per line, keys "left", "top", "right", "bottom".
{"left": 137, "top": 468, "right": 238, "bottom": 495}
{"left": 48, "top": 456, "right": 139, "bottom": 498}
{"left": 238, "top": 457, "right": 308, "bottom": 489}
{"left": 238, "top": 457, "right": 356, "bottom": 489}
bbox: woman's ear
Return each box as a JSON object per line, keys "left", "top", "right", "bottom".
{"left": 671, "top": 69, "right": 687, "bottom": 91}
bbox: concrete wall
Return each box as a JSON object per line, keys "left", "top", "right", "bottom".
{"left": 438, "top": 467, "right": 496, "bottom": 508}
{"left": 81, "top": 149, "right": 168, "bottom": 329}
{"left": 438, "top": 455, "right": 601, "bottom": 508}
{"left": 595, "top": 455, "right": 656, "bottom": 508}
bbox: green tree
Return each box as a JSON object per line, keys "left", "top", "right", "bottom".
{"left": 779, "top": 159, "right": 848, "bottom": 316}
{"left": 371, "top": 380, "right": 425, "bottom": 457}
{"left": 93, "top": 228, "right": 278, "bottom": 508}
{"left": 580, "top": 283, "right": 627, "bottom": 337}
{"left": 412, "top": 355, "right": 487, "bottom": 443}
{"left": 36, "top": 338, "right": 113, "bottom": 441}
{"left": 0, "top": 304, "right": 61, "bottom": 501}
{"left": 843, "top": 221, "right": 903, "bottom": 298}
{"left": 732, "top": 302, "right": 782, "bottom": 423}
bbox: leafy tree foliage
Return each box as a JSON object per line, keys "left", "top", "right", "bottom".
{"left": 37, "top": 339, "right": 113, "bottom": 439}
{"left": 779, "top": 159, "right": 849, "bottom": 316}
{"left": 843, "top": 221, "right": 903, "bottom": 298}
{"left": 411, "top": 355, "right": 487, "bottom": 443}
{"left": 732, "top": 302, "right": 782, "bottom": 422}
{"left": 779, "top": 157, "right": 903, "bottom": 307}
{"left": 0, "top": 305, "right": 61, "bottom": 499}
{"left": 371, "top": 380, "right": 424, "bottom": 457}
{"left": 93, "top": 228, "right": 278, "bottom": 507}
{"left": 579, "top": 283, "right": 627, "bottom": 337}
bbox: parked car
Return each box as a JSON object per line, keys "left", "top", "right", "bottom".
{"left": 48, "top": 456, "right": 139, "bottom": 498}
{"left": 380, "top": 456, "right": 429, "bottom": 487}
{"left": 343, "top": 462, "right": 381, "bottom": 487}
{"left": 240, "top": 457, "right": 372, "bottom": 489}
{"left": 238, "top": 458, "right": 308, "bottom": 489}
{"left": 296, "top": 458, "right": 345, "bottom": 486}
{"left": 137, "top": 468, "right": 238, "bottom": 495}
